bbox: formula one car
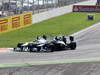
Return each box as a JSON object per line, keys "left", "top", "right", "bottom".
{"left": 14, "top": 35, "right": 48, "bottom": 52}
{"left": 43, "top": 35, "right": 77, "bottom": 52}
{"left": 13, "top": 35, "right": 77, "bottom": 52}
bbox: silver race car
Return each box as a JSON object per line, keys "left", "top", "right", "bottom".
{"left": 14, "top": 35, "right": 77, "bottom": 52}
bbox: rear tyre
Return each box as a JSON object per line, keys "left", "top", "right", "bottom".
{"left": 47, "top": 49, "right": 54, "bottom": 52}
{"left": 43, "top": 46, "right": 54, "bottom": 52}
{"left": 37, "top": 47, "right": 41, "bottom": 52}
{"left": 49, "top": 46, "right": 54, "bottom": 52}
{"left": 69, "top": 42, "right": 77, "bottom": 50}
{"left": 29, "top": 48, "right": 33, "bottom": 52}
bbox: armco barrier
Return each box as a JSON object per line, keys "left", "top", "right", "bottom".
{"left": 0, "top": 12, "right": 32, "bottom": 33}
{"left": 73, "top": 5, "right": 100, "bottom": 12}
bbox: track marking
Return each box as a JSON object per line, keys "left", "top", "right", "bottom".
{"left": 0, "top": 48, "right": 13, "bottom": 52}
{"left": 0, "top": 58, "right": 100, "bottom": 68}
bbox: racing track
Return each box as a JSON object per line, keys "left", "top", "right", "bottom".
{"left": 0, "top": 22, "right": 100, "bottom": 64}
{"left": 0, "top": 22, "right": 100, "bottom": 75}
{"left": 0, "top": 0, "right": 99, "bottom": 74}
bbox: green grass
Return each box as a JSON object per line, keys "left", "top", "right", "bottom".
{"left": 0, "top": 12, "right": 100, "bottom": 47}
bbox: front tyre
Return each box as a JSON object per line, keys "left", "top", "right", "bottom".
{"left": 43, "top": 45, "right": 54, "bottom": 52}
{"left": 46, "top": 48, "right": 54, "bottom": 52}
{"left": 13, "top": 48, "right": 17, "bottom": 51}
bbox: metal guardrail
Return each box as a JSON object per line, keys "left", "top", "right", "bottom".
{"left": 0, "top": 0, "right": 88, "bottom": 18}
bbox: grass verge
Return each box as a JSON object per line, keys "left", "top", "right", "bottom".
{"left": 0, "top": 12, "right": 100, "bottom": 47}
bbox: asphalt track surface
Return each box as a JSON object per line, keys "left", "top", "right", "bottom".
{"left": 1, "top": 62, "right": 100, "bottom": 75}
{"left": 0, "top": 0, "right": 97, "bottom": 65}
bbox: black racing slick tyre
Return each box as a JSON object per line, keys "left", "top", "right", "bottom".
{"left": 47, "top": 49, "right": 54, "bottom": 52}
{"left": 69, "top": 42, "right": 77, "bottom": 50}
{"left": 13, "top": 48, "right": 16, "bottom": 51}
{"left": 69, "top": 36, "right": 75, "bottom": 42}
{"left": 37, "top": 47, "right": 41, "bottom": 52}
{"left": 44, "top": 46, "right": 54, "bottom": 52}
